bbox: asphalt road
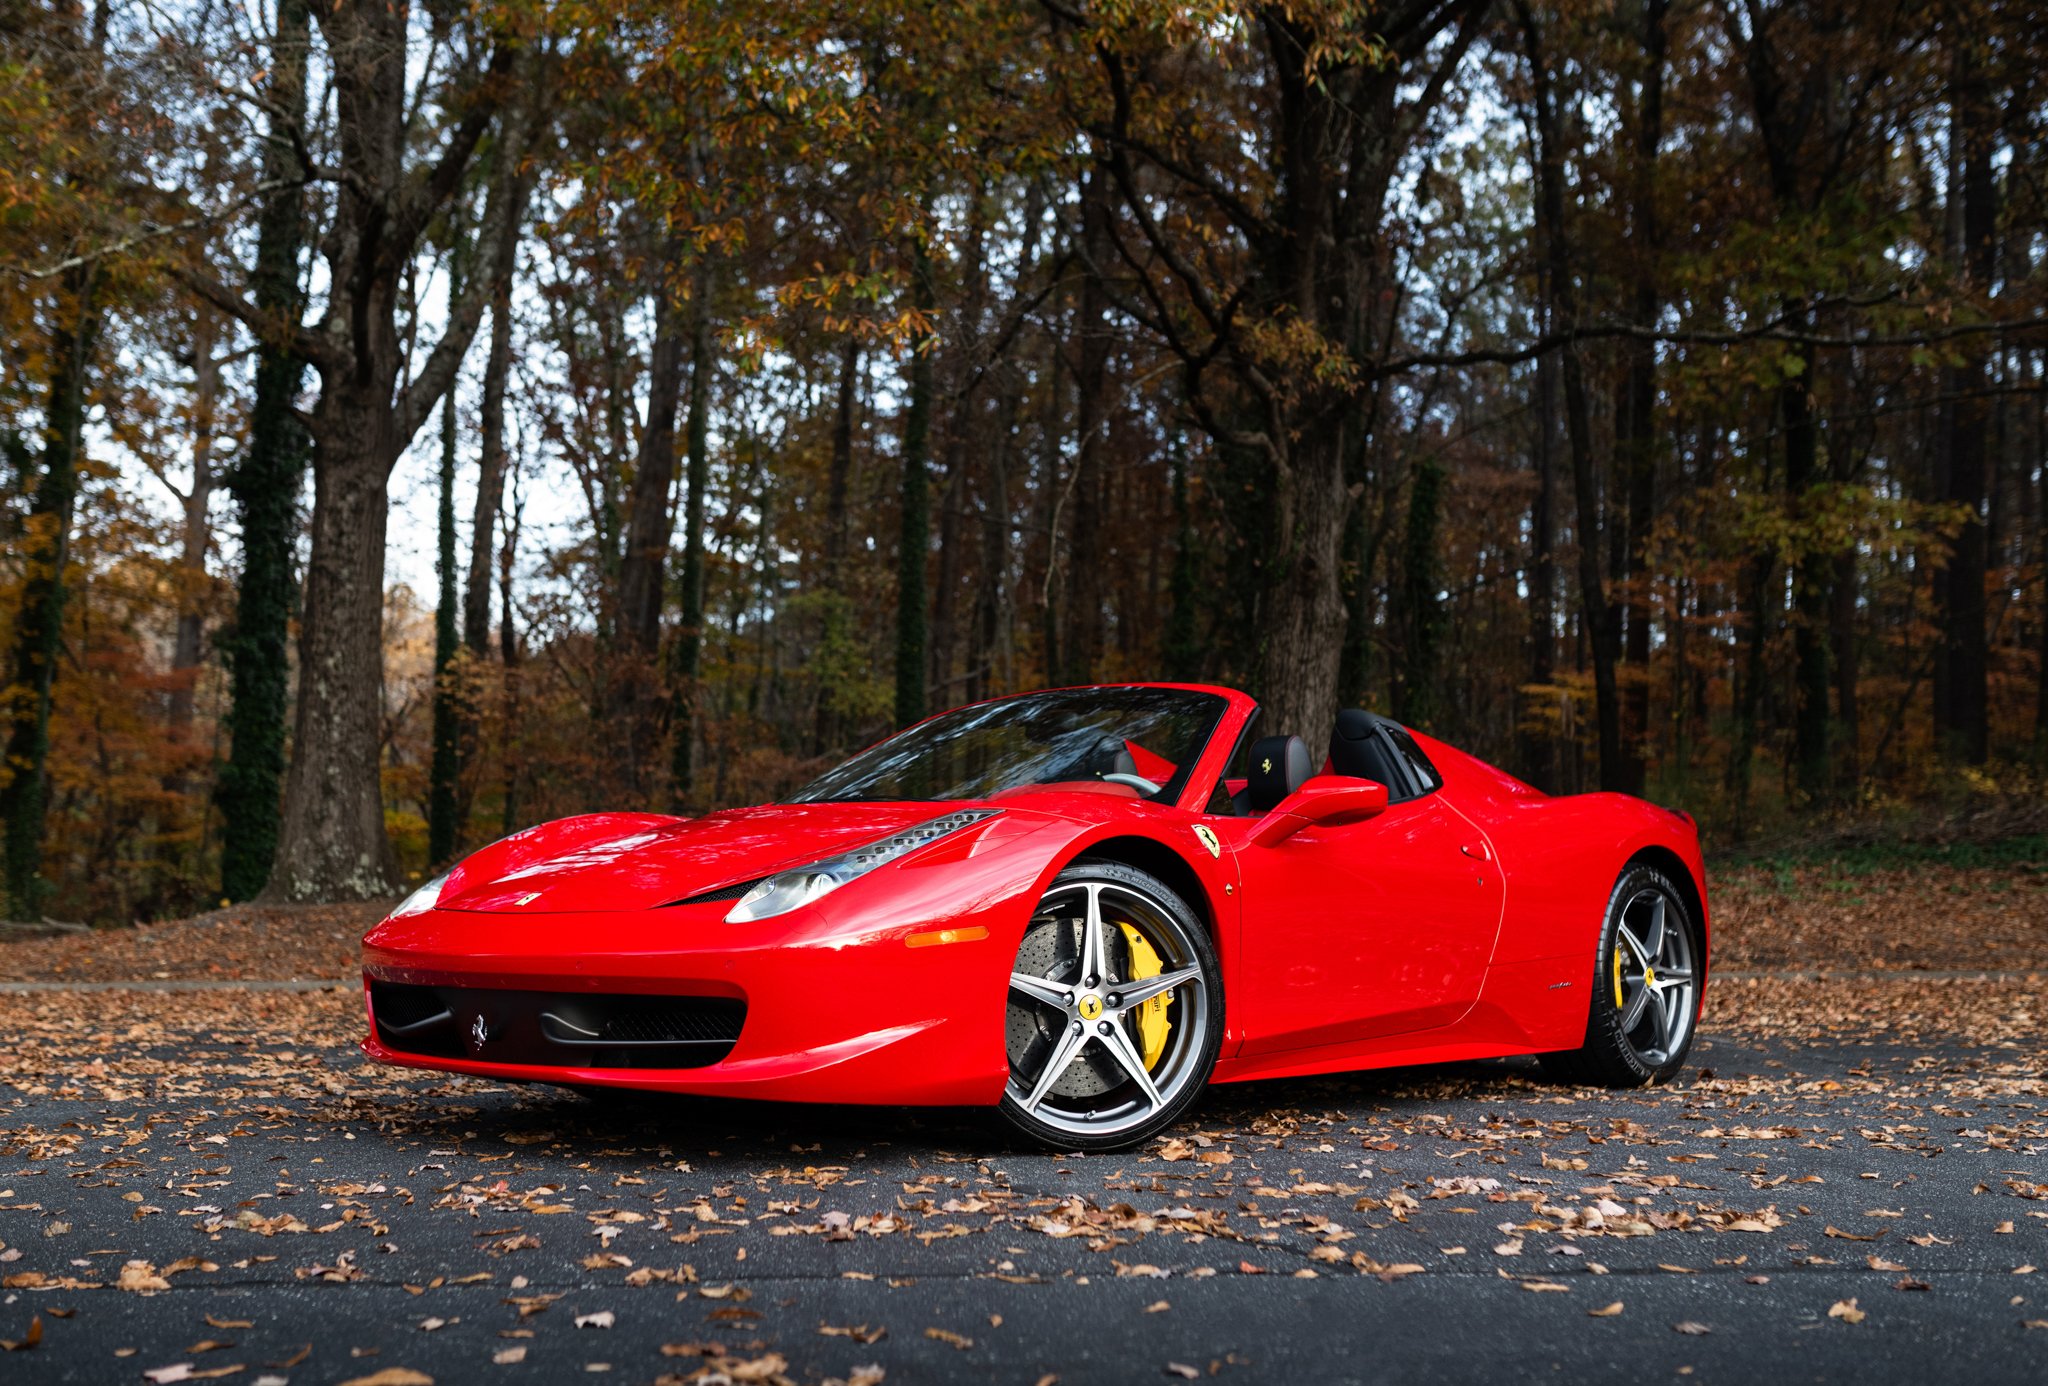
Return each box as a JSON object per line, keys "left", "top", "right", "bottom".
{"left": 2, "top": 994, "right": 2044, "bottom": 1385}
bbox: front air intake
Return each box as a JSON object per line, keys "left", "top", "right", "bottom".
{"left": 369, "top": 981, "right": 744, "bottom": 1068}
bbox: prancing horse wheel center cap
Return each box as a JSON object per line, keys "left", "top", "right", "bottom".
{"left": 1077, "top": 993, "right": 1104, "bottom": 1022}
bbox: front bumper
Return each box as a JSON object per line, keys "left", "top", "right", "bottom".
{"left": 359, "top": 894, "right": 1020, "bottom": 1106}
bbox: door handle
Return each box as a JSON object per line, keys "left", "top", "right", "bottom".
{"left": 1460, "top": 841, "right": 1492, "bottom": 861}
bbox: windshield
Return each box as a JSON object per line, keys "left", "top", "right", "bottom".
{"left": 790, "top": 687, "right": 1229, "bottom": 804}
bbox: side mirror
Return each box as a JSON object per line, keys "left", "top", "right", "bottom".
{"left": 1248, "top": 775, "right": 1389, "bottom": 847}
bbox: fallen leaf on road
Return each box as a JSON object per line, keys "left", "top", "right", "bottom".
{"left": 1588, "top": 1303, "right": 1623, "bottom": 1317}
{"left": 1672, "top": 1322, "right": 1711, "bottom": 1336}
{"left": 574, "top": 1311, "right": 614, "bottom": 1329}
{"left": 336, "top": 1371, "right": 435, "bottom": 1386}
{"left": 118, "top": 1261, "right": 172, "bottom": 1293}
{"left": 205, "top": 1317, "right": 254, "bottom": 1330}
{"left": 818, "top": 1324, "right": 886, "bottom": 1344}
{"left": 924, "top": 1328, "right": 973, "bottom": 1350}
{"left": 1144, "top": 1301, "right": 1169, "bottom": 1314}
{"left": 1165, "top": 1366, "right": 1199, "bottom": 1381}
{"left": 1, "top": 1315, "right": 41, "bottom": 1351}
{"left": 1829, "top": 1299, "right": 1866, "bottom": 1324}
{"left": 492, "top": 1347, "right": 526, "bottom": 1365}
{"left": 1867, "top": 1257, "right": 1908, "bottom": 1273}
{"left": 1825, "top": 1227, "right": 1881, "bottom": 1242}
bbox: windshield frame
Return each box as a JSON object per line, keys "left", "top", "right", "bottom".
{"left": 789, "top": 684, "right": 1252, "bottom": 811}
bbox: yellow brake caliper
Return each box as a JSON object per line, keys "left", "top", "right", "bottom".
{"left": 1612, "top": 943, "right": 1626, "bottom": 1010}
{"left": 1117, "top": 923, "right": 1173, "bottom": 1069}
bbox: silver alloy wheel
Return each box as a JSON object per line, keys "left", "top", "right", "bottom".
{"left": 1612, "top": 887, "right": 1697, "bottom": 1067}
{"left": 1004, "top": 880, "right": 1211, "bottom": 1140}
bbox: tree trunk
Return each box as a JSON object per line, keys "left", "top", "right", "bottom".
{"left": 1252, "top": 433, "right": 1351, "bottom": 749}
{"left": 1062, "top": 162, "right": 1114, "bottom": 685}
{"left": 498, "top": 484, "right": 523, "bottom": 836}
{"left": 168, "top": 307, "right": 221, "bottom": 734}
{"left": 2, "top": 269, "right": 98, "bottom": 918}
{"left": 894, "top": 244, "right": 934, "bottom": 728}
{"left": 428, "top": 381, "right": 462, "bottom": 865}
{"left": 1614, "top": 0, "right": 1667, "bottom": 797}
{"left": 268, "top": 398, "right": 402, "bottom": 900}
{"left": 1517, "top": 337, "right": 1559, "bottom": 789}
{"left": 613, "top": 249, "right": 691, "bottom": 794}
{"left": 1782, "top": 332, "right": 1833, "bottom": 800}
{"left": 1831, "top": 546, "right": 1859, "bottom": 787}
{"left": 218, "top": 0, "right": 308, "bottom": 903}
{"left": 813, "top": 334, "right": 859, "bottom": 753}
{"left": 668, "top": 260, "right": 713, "bottom": 810}
{"left": 257, "top": 7, "right": 530, "bottom": 899}
{"left": 1520, "top": 1, "right": 1624, "bottom": 790}
{"left": 1162, "top": 442, "right": 1202, "bottom": 683}
{"left": 1392, "top": 457, "right": 1445, "bottom": 728}
{"left": 465, "top": 152, "right": 529, "bottom": 655}
{"left": 1937, "top": 38, "right": 1996, "bottom": 765}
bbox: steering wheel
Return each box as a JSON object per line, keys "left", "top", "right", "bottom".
{"left": 1100, "top": 771, "right": 1163, "bottom": 796}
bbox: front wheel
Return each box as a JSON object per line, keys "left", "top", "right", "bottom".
{"left": 1543, "top": 863, "right": 1701, "bottom": 1087}
{"left": 998, "top": 862, "right": 1222, "bottom": 1151}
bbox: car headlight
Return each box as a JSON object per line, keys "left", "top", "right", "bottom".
{"left": 391, "top": 871, "right": 449, "bottom": 919}
{"left": 726, "top": 809, "right": 1000, "bottom": 923}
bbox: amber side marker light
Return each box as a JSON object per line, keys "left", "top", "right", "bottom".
{"left": 906, "top": 925, "right": 990, "bottom": 949}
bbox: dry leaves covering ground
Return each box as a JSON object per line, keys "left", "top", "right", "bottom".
{"left": 1710, "top": 842, "right": 2046, "bottom": 972}
{"left": 0, "top": 841, "right": 2040, "bottom": 1382}
{"left": 0, "top": 905, "right": 373, "bottom": 983}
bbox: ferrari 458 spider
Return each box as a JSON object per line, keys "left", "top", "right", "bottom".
{"left": 361, "top": 684, "right": 1708, "bottom": 1149}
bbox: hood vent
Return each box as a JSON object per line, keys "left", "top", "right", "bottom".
{"left": 660, "top": 876, "right": 766, "bottom": 909}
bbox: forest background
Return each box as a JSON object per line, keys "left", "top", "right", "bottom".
{"left": 2, "top": 0, "right": 2043, "bottom": 923}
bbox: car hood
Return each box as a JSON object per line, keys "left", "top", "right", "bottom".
{"left": 438, "top": 802, "right": 958, "bottom": 914}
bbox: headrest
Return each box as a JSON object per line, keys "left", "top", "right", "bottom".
{"left": 1086, "top": 733, "right": 1136, "bottom": 781}
{"left": 1245, "top": 734, "right": 1311, "bottom": 813}
{"left": 1329, "top": 708, "right": 1401, "bottom": 785}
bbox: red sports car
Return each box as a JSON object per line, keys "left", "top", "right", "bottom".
{"left": 361, "top": 684, "right": 1708, "bottom": 1150}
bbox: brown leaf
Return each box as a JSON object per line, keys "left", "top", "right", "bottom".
{"left": 1824, "top": 1226, "right": 1881, "bottom": 1242}
{"left": 924, "top": 1327, "right": 973, "bottom": 1351}
{"left": 1672, "top": 1322, "right": 1711, "bottom": 1336}
{"left": 204, "top": 1317, "right": 254, "bottom": 1330}
{"left": 1828, "top": 1298, "right": 1867, "bottom": 1324}
{"left": 0, "top": 1315, "right": 41, "bottom": 1351}
{"left": 1588, "top": 1302, "right": 1624, "bottom": 1318}
{"left": 1165, "top": 1364, "right": 1200, "bottom": 1380}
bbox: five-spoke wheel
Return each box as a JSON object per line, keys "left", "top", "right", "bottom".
{"left": 998, "top": 862, "right": 1221, "bottom": 1150}
{"left": 1545, "top": 862, "right": 1701, "bottom": 1086}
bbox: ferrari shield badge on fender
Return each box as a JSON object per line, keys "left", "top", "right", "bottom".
{"left": 470, "top": 1013, "right": 489, "bottom": 1053}
{"left": 1192, "top": 824, "right": 1221, "bottom": 859}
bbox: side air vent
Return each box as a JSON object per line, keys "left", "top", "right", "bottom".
{"left": 660, "top": 877, "right": 766, "bottom": 908}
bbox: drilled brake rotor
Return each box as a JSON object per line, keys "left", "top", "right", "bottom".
{"left": 1006, "top": 912, "right": 1129, "bottom": 1099}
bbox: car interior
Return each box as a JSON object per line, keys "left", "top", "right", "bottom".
{"left": 1222, "top": 709, "right": 1441, "bottom": 817}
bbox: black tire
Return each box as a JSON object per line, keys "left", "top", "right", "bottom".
{"left": 996, "top": 861, "right": 1223, "bottom": 1152}
{"left": 1542, "top": 862, "right": 1701, "bottom": 1087}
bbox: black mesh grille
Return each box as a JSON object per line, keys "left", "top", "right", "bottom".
{"left": 661, "top": 877, "right": 764, "bottom": 908}
{"left": 586, "top": 997, "right": 744, "bottom": 1044}
{"left": 369, "top": 981, "right": 744, "bottom": 1069}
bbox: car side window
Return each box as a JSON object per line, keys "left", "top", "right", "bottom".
{"left": 1382, "top": 724, "right": 1443, "bottom": 798}
{"left": 1203, "top": 710, "right": 1262, "bottom": 815}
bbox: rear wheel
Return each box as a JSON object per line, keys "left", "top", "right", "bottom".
{"left": 998, "top": 862, "right": 1221, "bottom": 1151}
{"left": 1543, "top": 863, "right": 1700, "bottom": 1086}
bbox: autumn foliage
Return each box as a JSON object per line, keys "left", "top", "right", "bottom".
{"left": 0, "top": 0, "right": 2043, "bottom": 920}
